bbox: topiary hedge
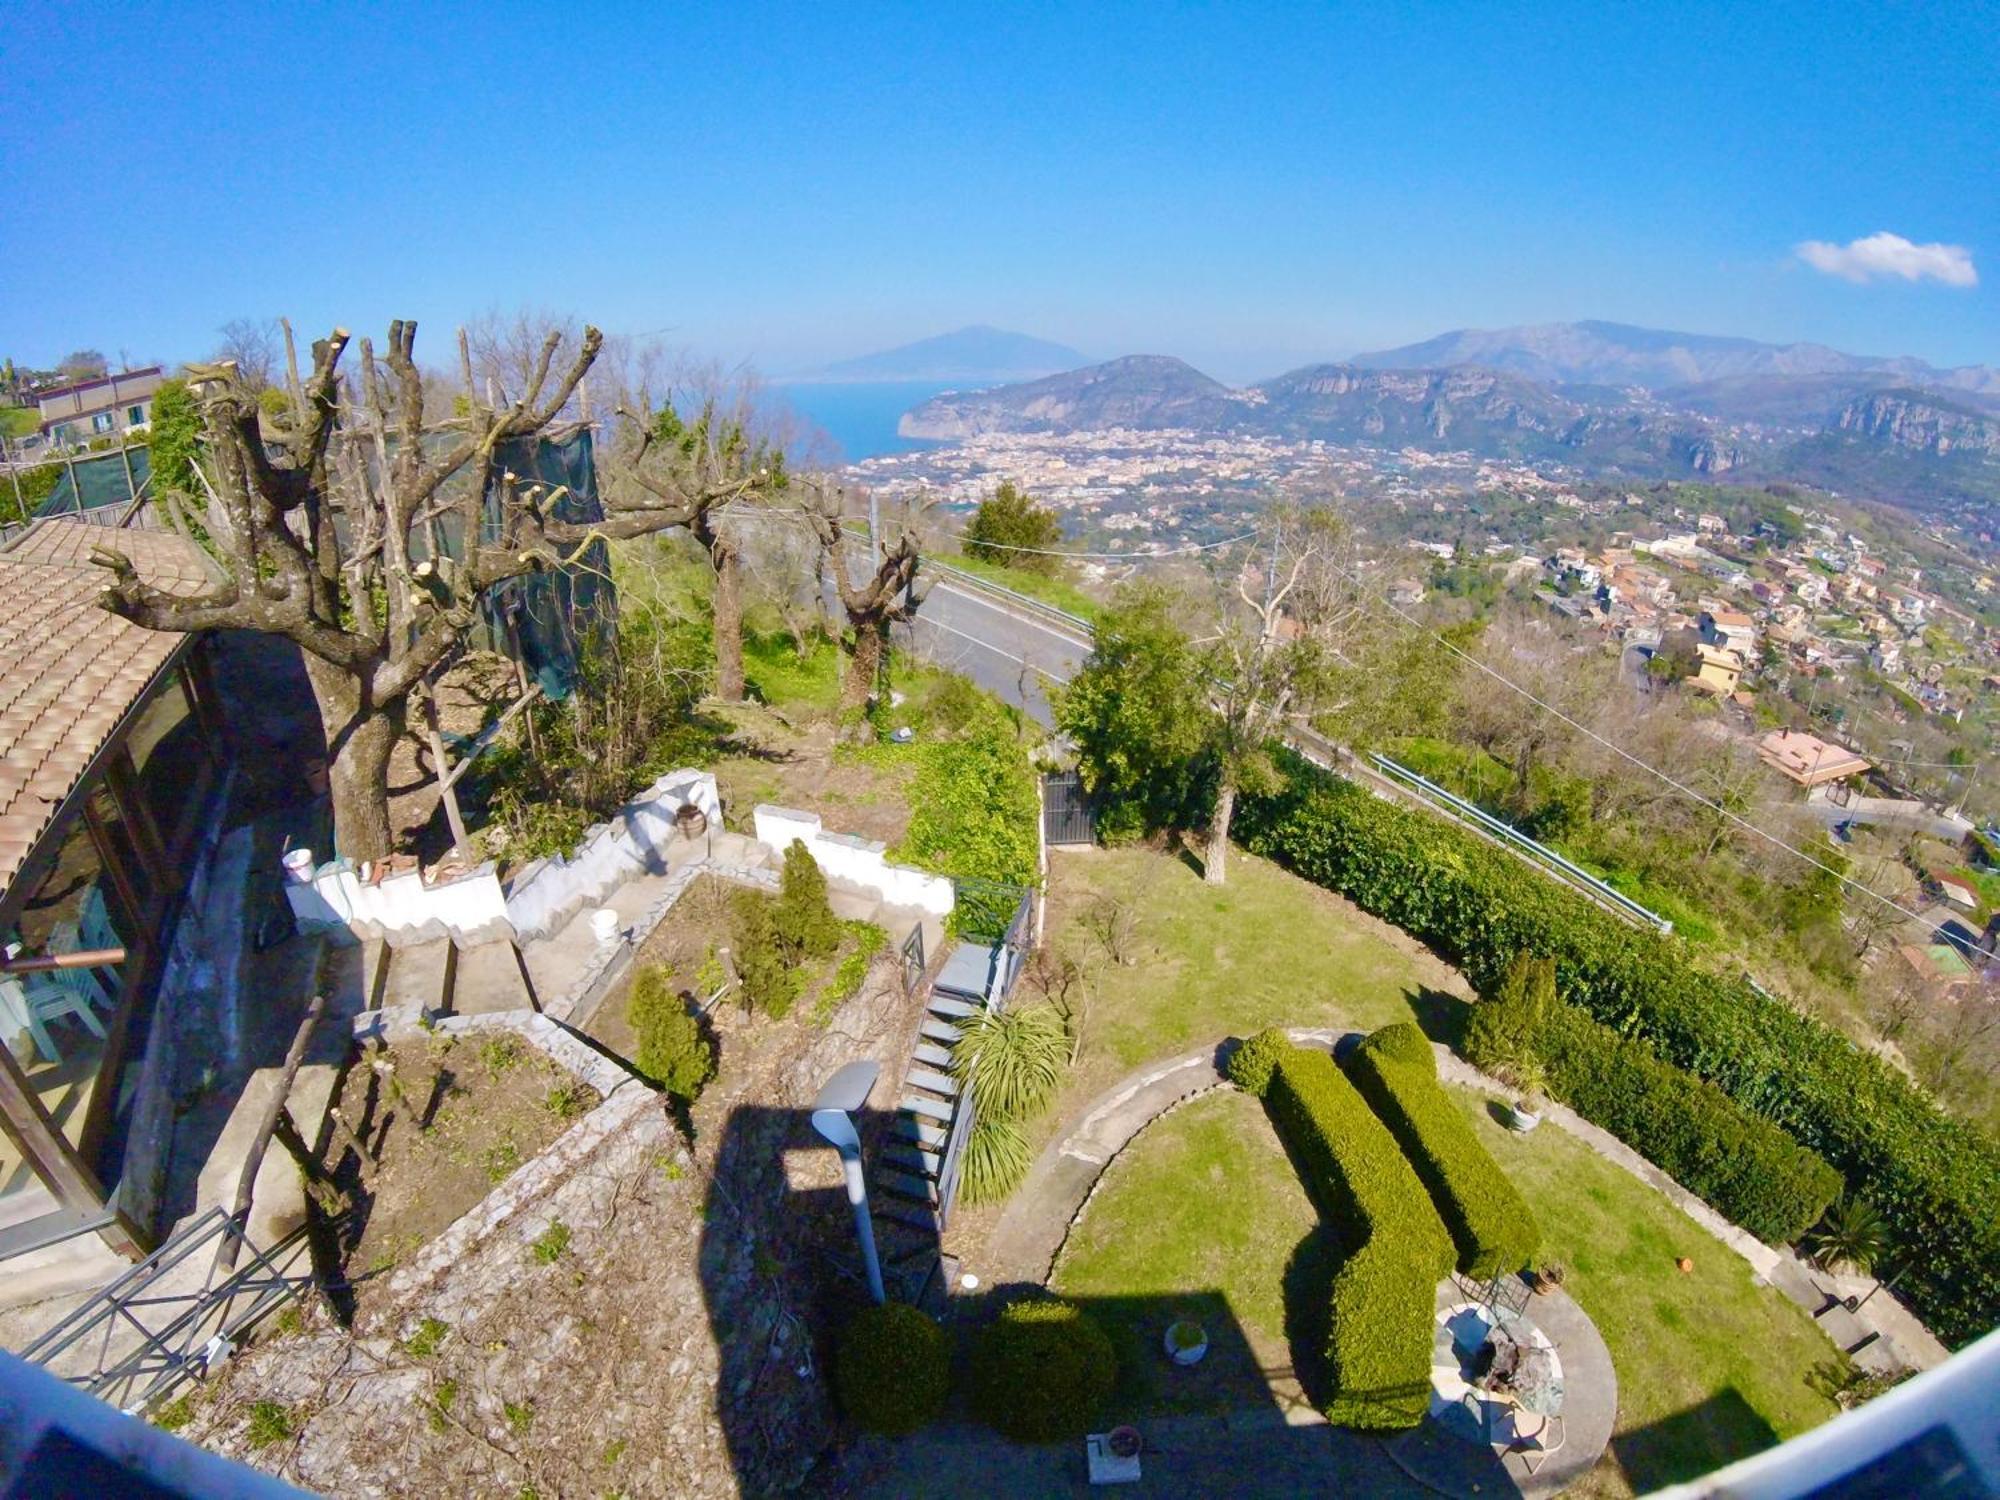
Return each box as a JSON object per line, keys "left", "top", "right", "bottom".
{"left": 1343, "top": 1024, "right": 1541, "bottom": 1280}
{"left": 1225, "top": 1026, "right": 1291, "bottom": 1096}
{"left": 833, "top": 1301, "right": 952, "bottom": 1435}
{"left": 1263, "top": 1042, "right": 1453, "bottom": 1430}
{"left": 1235, "top": 753, "right": 2000, "bottom": 1346}
{"left": 970, "top": 1299, "right": 1116, "bottom": 1441}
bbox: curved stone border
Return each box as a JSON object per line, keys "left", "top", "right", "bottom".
{"left": 1045, "top": 1081, "right": 1226, "bottom": 1282}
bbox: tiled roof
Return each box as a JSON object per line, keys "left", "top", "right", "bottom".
{"left": 0, "top": 521, "right": 212, "bottom": 904}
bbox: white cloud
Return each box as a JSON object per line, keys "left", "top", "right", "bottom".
{"left": 1795, "top": 231, "right": 1977, "bottom": 288}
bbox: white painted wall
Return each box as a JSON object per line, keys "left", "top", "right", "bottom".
{"left": 752, "top": 804, "right": 956, "bottom": 916}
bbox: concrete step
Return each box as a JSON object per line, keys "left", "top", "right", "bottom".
{"left": 449, "top": 938, "right": 536, "bottom": 1016}
{"left": 911, "top": 1041, "right": 953, "bottom": 1070}
{"left": 381, "top": 937, "right": 455, "bottom": 1018}
{"left": 905, "top": 1068, "right": 958, "bottom": 1099}
{"left": 919, "top": 1018, "right": 962, "bottom": 1046}
{"left": 927, "top": 996, "right": 979, "bottom": 1020}
{"left": 900, "top": 1094, "right": 954, "bottom": 1124}
{"left": 875, "top": 1199, "right": 941, "bottom": 1237}
{"left": 893, "top": 1116, "right": 948, "bottom": 1150}
{"left": 878, "top": 1167, "right": 939, "bottom": 1205}
{"left": 884, "top": 1142, "right": 941, "bottom": 1178}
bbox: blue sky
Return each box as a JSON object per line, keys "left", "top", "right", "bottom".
{"left": 2, "top": 1, "right": 1995, "bottom": 383}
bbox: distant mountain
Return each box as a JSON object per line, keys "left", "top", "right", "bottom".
{"left": 808, "top": 325, "right": 1088, "bottom": 384}
{"left": 891, "top": 342, "right": 2000, "bottom": 519}
{"left": 1350, "top": 320, "right": 2000, "bottom": 398}
{"left": 899, "top": 355, "right": 1237, "bottom": 439}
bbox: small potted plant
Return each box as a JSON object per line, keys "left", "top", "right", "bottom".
{"left": 1507, "top": 1059, "right": 1548, "bottom": 1132}
{"left": 1164, "top": 1319, "right": 1208, "bottom": 1366}
{"left": 1534, "top": 1262, "right": 1566, "bottom": 1296}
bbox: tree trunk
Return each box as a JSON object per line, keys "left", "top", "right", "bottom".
{"left": 712, "top": 538, "right": 745, "bottom": 701}
{"left": 841, "top": 620, "right": 885, "bottom": 727}
{"left": 304, "top": 656, "right": 402, "bottom": 863}
{"left": 1204, "top": 775, "right": 1238, "bottom": 886}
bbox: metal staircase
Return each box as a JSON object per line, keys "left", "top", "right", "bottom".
{"left": 873, "top": 881, "right": 1033, "bottom": 1260}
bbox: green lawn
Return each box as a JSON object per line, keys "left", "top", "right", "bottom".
{"left": 1460, "top": 1092, "right": 1841, "bottom": 1495}
{"left": 1049, "top": 1077, "right": 1841, "bottom": 1496}
{"left": 1043, "top": 846, "right": 1462, "bottom": 1107}
{"left": 1054, "top": 1090, "right": 1319, "bottom": 1416}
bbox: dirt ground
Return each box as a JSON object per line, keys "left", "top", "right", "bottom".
{"left": 386, "top": 651, "right": 522, "bottom": 862}
{"left": 705, "top": 703, "right": 917, "bottom": 848}
{"left": 328, "top": 1031, "right": 599, "bottom": 1310}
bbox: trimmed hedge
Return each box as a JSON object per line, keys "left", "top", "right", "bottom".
{"left": 1225, "top": 1026, "right": 1291, "bottom": 1096}
{"left": 970, "top": 1299, "right": 1116, "bottom": 1442}
{"left": 1235, "top": 753, "right": 2000, "bottom": 1345}
{"left": 833, "top": 1302, "right": 951, "bottom": 1435}
{"left": 1343, "top": 1024, "right": 1541, "bottom": 1280}
{"left": 1531, "top": 1000, "right": 1841, "bottom": 1243}
{"left": 1263, "top": 1043, "right": 1454, "bottom": 1430}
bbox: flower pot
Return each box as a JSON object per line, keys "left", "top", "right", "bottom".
{"left": 1509, "top": 1100, "right": 1543, "bottom": 1132}
{"left": 1164, "top": 1321, "right": 1208, "bottom": 1366}
{"left": 1108, "top": 1425, "right": 1142, "bottom": 1459}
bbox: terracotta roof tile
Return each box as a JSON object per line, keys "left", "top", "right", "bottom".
{"left": 0, "top": 519, "right": 212, "bottom": 905}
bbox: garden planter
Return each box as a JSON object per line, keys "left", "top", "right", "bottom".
{"left": 1509, "top": 1100, "right": 1543, "bottom": 1132}
{"left": 1164, "top": 1321, "right": 1208, "bottom": 1366}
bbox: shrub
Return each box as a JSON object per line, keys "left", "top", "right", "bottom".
{"left": 970, "top": 1299, "right": 1116, "bottom": 1441}
{"left": 1235, "top": 753, "right": 2000, "bottom": 1345}
{"left": 834, "top": 1302, "right": 952, "bottom": 1435}
{"left": 964, "top": 480, "right": 1063, "bottom": 574}
{"left": 1534, "top": 1002, "right": 1841, "bottom": 1243}
{"left": 891, "top": 727, "right": 1040, "bottom": 888}
{"left": 1262, "top": 1043, "right": 1452, "bottom": 1430}
{"left": 1226, "top": 1027, "right": 1290, "bottom": 1096}
{"left": 776, "top": 840, "right": 842, "bottom": 960}
{"left": 731, "top": 890, "right": 802, "bottom": 1018}
{"left": 1463, "top": 953, "right": 1555, "bottom": 1084}
{"left": 1342, "top": 1023, "right": 1540, "bottom": 1280}
{"left": 626, "top": 964, "right": 716, "bottom": 1100}
{"left": 952, "top": 1005, "right": 1067, "bottom": 1121}
{"left": 960, "top": 1114, "right": 1033, "bottom": 1205}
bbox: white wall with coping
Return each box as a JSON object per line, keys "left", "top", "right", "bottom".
{"left": 281, "top": 768, "right": 722, "bottom": 948}
{"left": 752, "top": 804, "right": 955, "bottom": 916}
{"left": 503, "top": 769, "right": 722, "bottom": 943}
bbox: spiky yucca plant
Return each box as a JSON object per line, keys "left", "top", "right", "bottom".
{"left": 1804, "top": 1194, "right": 1892, "bottom": 1276}
{"left": 952, "top": 1004, "right": 1067, "bottom": 1121}
{"left": 960, "top": 1115, "right": 1033, "bottom": 1205}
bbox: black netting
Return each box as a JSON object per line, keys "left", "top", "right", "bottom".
{"left": 33, "top": 445, "right": 151, "bottom": 516}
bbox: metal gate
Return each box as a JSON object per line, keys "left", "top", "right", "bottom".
{"left": 1042, "top": 772, "right": 1094, "bottom": 846}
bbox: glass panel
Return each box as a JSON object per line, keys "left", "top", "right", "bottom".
{"left": 0, "top": 814, "right": 133, "bottom": 1191}
{"left": 127, "top": 671, "right": 210, "bottom": 858}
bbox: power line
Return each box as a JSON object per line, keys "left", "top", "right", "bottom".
{"left": 1335, "top": 563, "right": 1948, "bottom": 931}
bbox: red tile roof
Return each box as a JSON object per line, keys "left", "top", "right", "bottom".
{"left": 0, "top": 520, "right": 212, "bottom": 902}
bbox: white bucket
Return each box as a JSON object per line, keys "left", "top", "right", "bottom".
{"left": 590, "top": 908, "right": 621, "bottom": 945}
{"left": 282, "top": 849, "right": 316, "bottom": 884}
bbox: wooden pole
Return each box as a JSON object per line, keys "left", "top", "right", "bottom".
{"left": 420, "top": 683, "right": 474, "bottom": 861}
{"left": 214, "top": 992, "right": 327, "bottom": 1275}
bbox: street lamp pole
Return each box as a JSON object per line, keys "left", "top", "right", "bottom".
{"left": 811, "top": 1060, "right": 885, "bottom": 1305}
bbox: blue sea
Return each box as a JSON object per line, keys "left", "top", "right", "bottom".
{"left": 771, "top": 380, "right": 969, "bottom": 462}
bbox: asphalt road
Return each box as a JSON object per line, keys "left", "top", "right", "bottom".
{"left": 896, "top": 577, "right": 1090, "bottom": 726}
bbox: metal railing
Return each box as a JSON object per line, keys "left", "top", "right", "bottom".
{"left": 1369, "top": 753, "right": 1672, "bottom": 934}
{"left": 18, "top": 1206, "right": 320, "bottom": 1414}
{"left": 931, "top": 880, "right": 1034, "bottom": 1229}
{"left": 900, "top": 923, "right": 926, "bottom": 996}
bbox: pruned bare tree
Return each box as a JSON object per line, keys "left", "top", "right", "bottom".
{"left": 616, "top": 396, "right": 787, "bottom": 700}
{"left": 1196, "top": 504, "right": 1364, "bottom": 884}
{"left": 803, "top": 490, "right": 930, "bottom": 733}
{"left": 91, "top": 318, "right": 754, "bottom": 862}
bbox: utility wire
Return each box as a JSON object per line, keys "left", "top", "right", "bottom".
{"left": 1333, "top": 561, "right": 1950, "bottom": 930}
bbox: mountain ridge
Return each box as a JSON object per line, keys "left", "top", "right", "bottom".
{"left": 1348, "top": 319, "right": 2000, "bottom": 397}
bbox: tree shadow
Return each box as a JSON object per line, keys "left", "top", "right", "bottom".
{"left": 1403, "top": 984, "right": 1472, "bottom": 1051}
{"left": 1607, "top": 1387, "right": 1780, "bottom": 1494}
